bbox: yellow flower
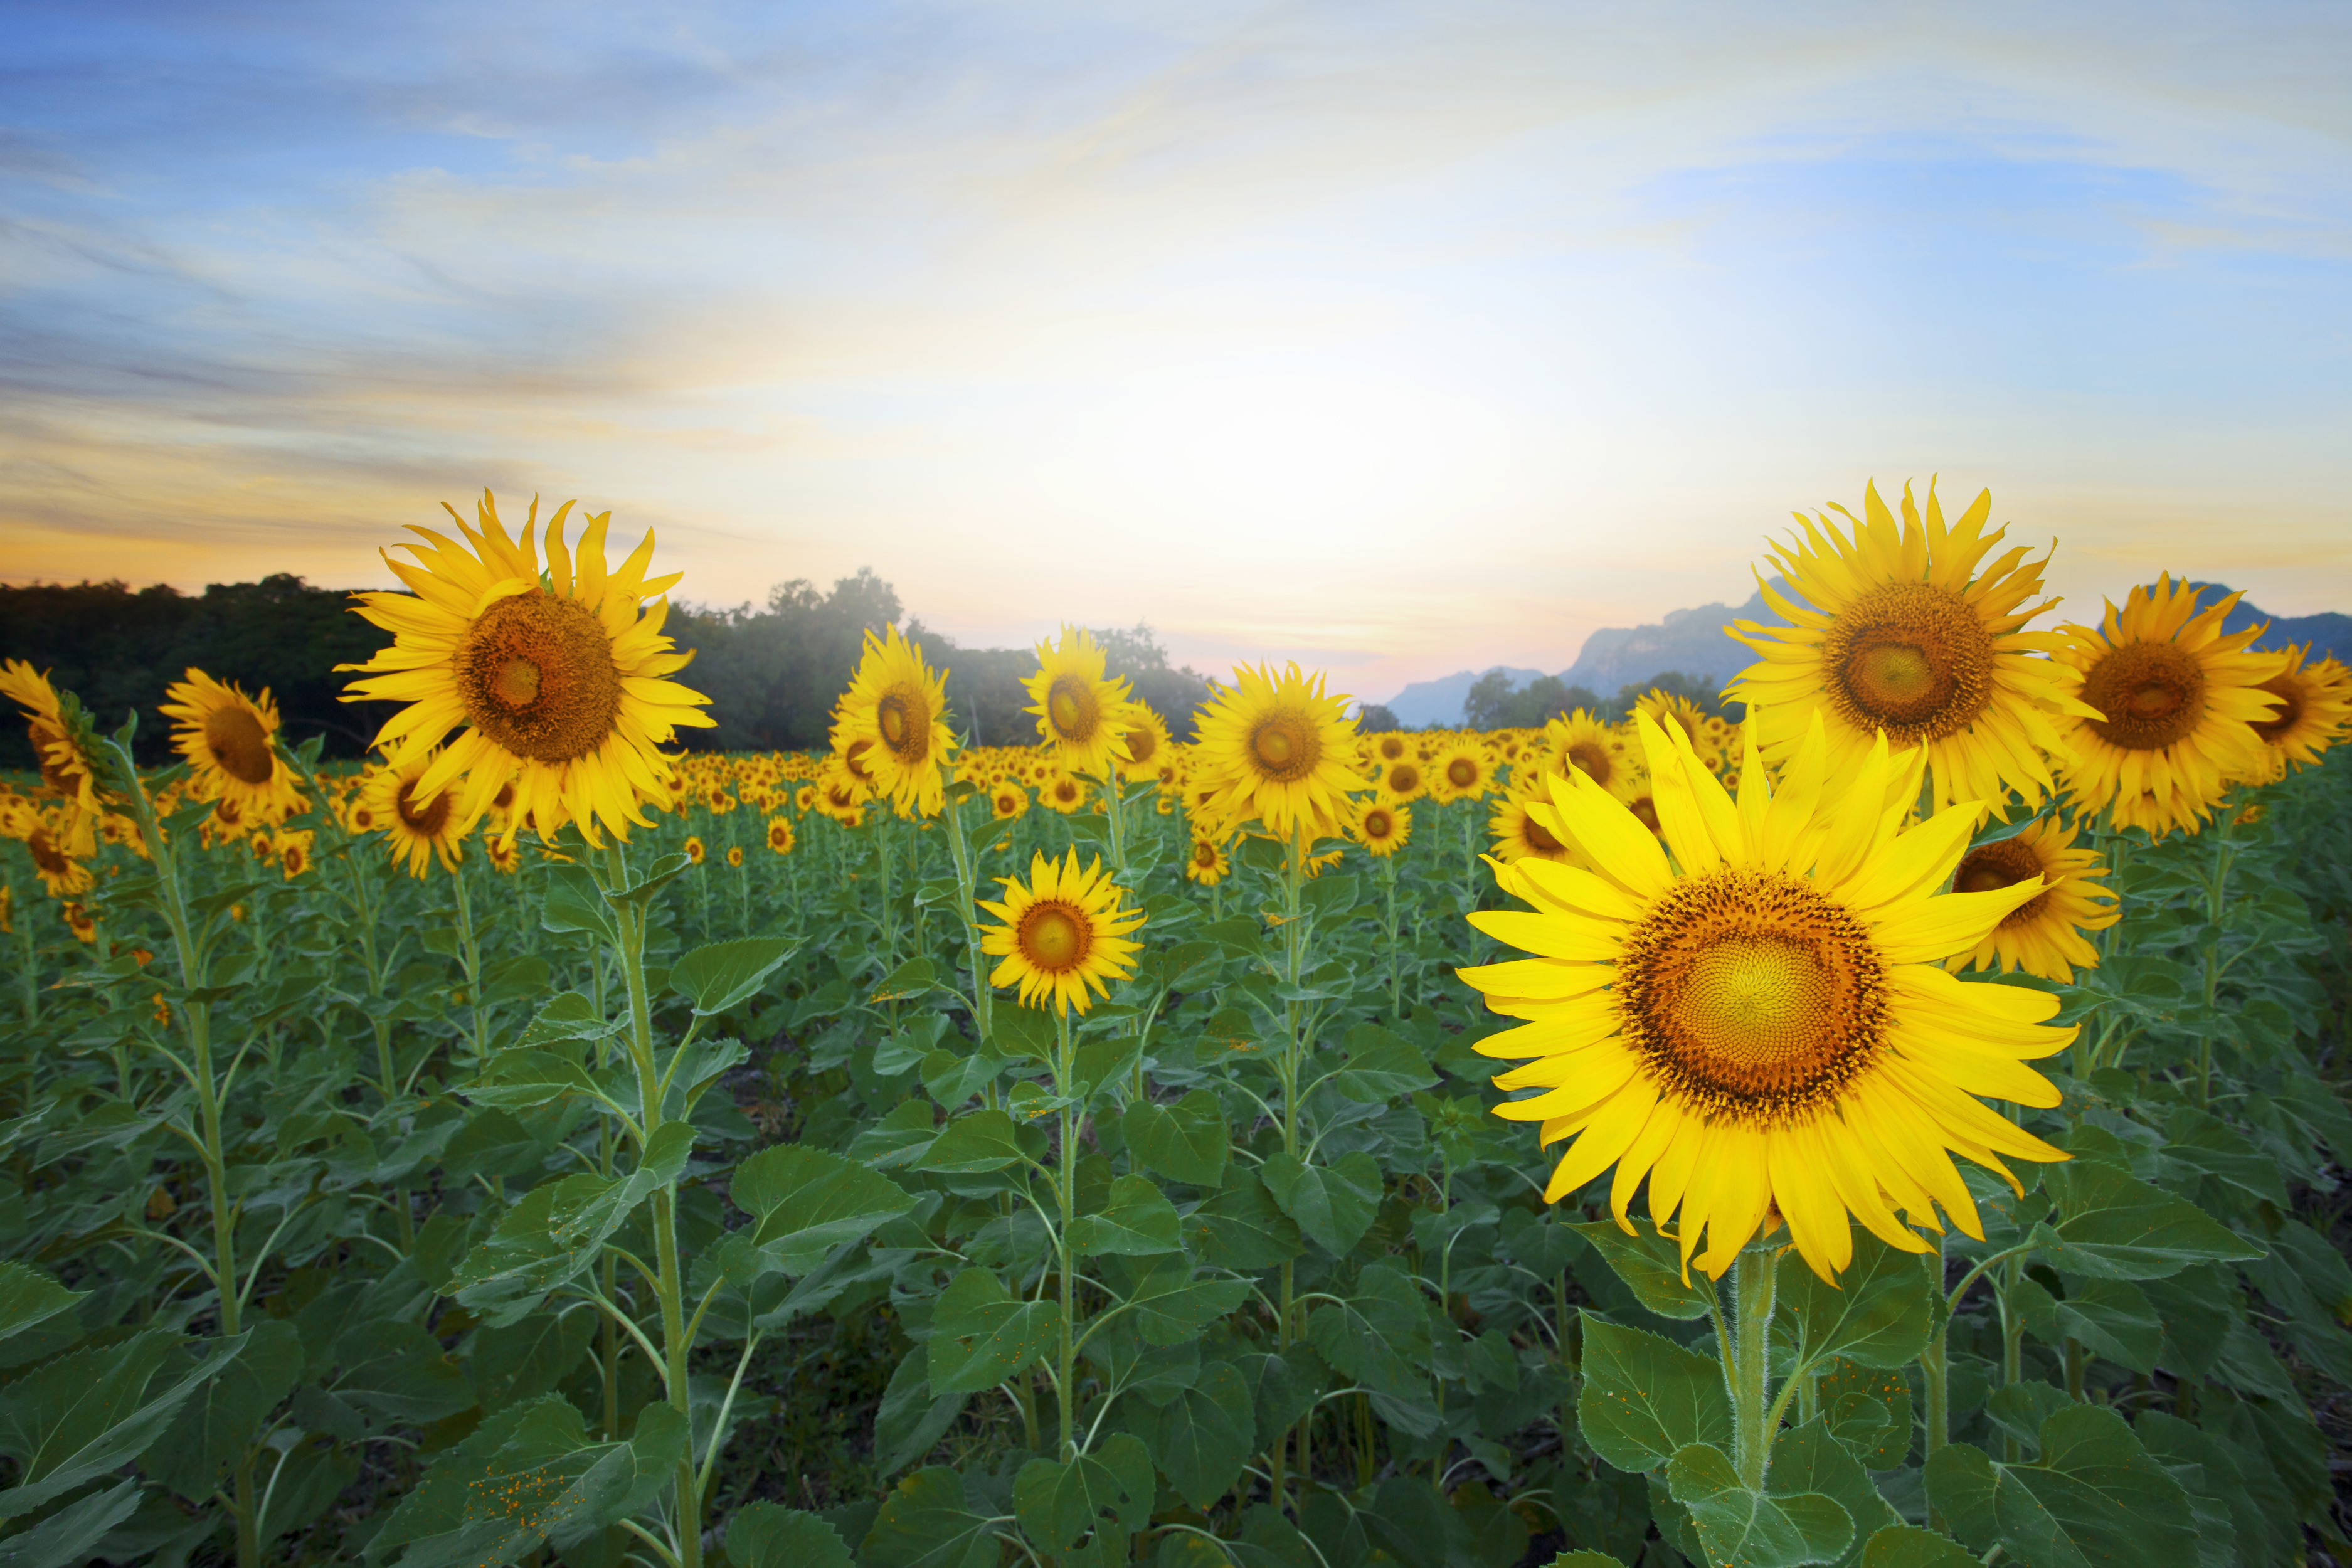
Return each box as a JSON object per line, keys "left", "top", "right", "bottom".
{"left": 726, "top": 845, "right": 745, "bottom": 868}
{"left": 1428, "top": 743, "right": 1495, "bottom": 805}
{"left": 361, "top": 749, "right": 480, "bottom": 877}
{"left": 832, "top": 625, "right": 955, "bottom": 817}
{"left": 2245, "top": 644, "right": 2349, "bottom": 774}
{"left": 1944, "top": 817, "right": 2119, "bottom": 985}
{"left": 1182, "top": 837, "right": 1231, "bottom": 886}
{"left": 161, "top": 669, "right": 307, "bottom": 826}
{"left": 1191, "top": 664, "right": 1363, "bottom": 843}
{"left": 1115, "top": 706, "right": 1172, "bottom": 780}
{"left": 486, "top": 836, "right": 522, "bottom": 875}
{"left": 0, "top": 661, "right": 115, "bottom": 822}
{"left": 1489, "top": 779, "right": 1576, "bottom": 866}
{"left": 1040, "top": 770, "right": 1090, "bottom": 815}
{"left": 978, "top": 849, "right": 1145, "bottom": 1015}
{"left": 1373, "top": 755, "right": 1428, "bottom": 804}
{"left": 684, "top": 836, "right": 707, "bottom": 864}
{"left": 1026, "top": 627, "right": 1133, "bottom": 778}
{"left": 2049, "top": 576, "right": 2282, "bottom": 838}
{"left": 990, "top": 782, "right": 1030, "bottom": 822}
{"left": 272, "top": 829, "right": 316, "bottom": 880}
{"left": 766, "top": 816, "right": 797, "bottom": 855}
{"left": 1352, "top": 800, "right": 1411, "bottom": 857}
{"left": 1459, "top": 712, "right": 2072, "bottom": 1284}
{"left": 1727, "top": 479, "right": 2096, "bottom": 815}
{"left": 338, "top": 490, "right": 713, "bottom": 848}
{"left": 1540, "top": 711, "right": 1623, "bottom": 792}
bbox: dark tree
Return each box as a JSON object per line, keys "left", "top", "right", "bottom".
{"left": 1356, "top": 703, "right": 1401, "bottom": 733}
{"left": 1461, "top": 670, "right": 1605, "bottom": 729}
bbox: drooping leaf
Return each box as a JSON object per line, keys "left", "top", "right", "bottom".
{"left": 874, "top": 1345, "right": 968, "bottom": 1477}
{"left": 1115, "top": 1253, "right": 1250, "bottom": 1346}
{"left": 0, "top": 1330, "right": 250, "bottom": 1518}
{"left": 146, "top": 1318, "right": 305, "bottom": 1501}
{"left": 1924, "top": 1403, "right": 2200, "bottom": 1568}
{"left": 862, "top": 1467, "right": 1002, "bottom": 1568}
{"left": 1328, "top": 1024, "right": 1439, "bottom": 1102}
{"left": 1182, "top": 1168, "right": 1303, "bottom": 1270}
{"left": 0, "top": 1476, "right": 144, "bottom": 1568}
{"left": 1145, "top": 1361, "right": 1254, "bottom": 1509}
{"left": 726, "top": 1502, "right": 855, "bottom": 1568}
{"left": 2035, "top": 1163, "right": 2262, "bottom": 1280}
{"left": 671, "top": 936, "right": 799, "bottom": 1015}
{"left": 914, "top": 1110, "right": 1027, "bottom": 1175}
{"left": 1014, "top": 1432, "right": 1153, "bottom": 1566}
{"left": 2010, "top": 1276, "right": 2163, "bottom": 1374}
{"left": 0, "top": 1264, "right": 83, "bottom": 1345}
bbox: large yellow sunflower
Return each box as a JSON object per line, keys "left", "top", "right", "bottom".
{"left": 339, "top": 491, "right": 713, "bottom": 847}
{"left": 0, "top": 662, "right": 115, "bottom": 822}
{"left": 2048, "top": 576, "right": 2281, "bottom": 838}
{"left": 161, "top": 669, "right": 308, "bottom": 825}
{"left": 832, "top": 625, "right": 955, "bottom": 817}
{"left": 977, "top": 849, "right": 1146, "bottom": 1015}
{"left": 1191, "top": 664, "right": 1363, "bottom": 842}
{"left": 360, "top": 749, "right": 479, "bottom": 877}
{"left": 1727, "top": 479, "right": 2096, "bottom": 815}
{"left": 2245, "top": 644, "right": 2349, "bottom": 775}
{"left": 1459, "top": 712, "right": 2073, "bottom": 1284}
{"left": 1026, "top": 627, "right": 1134, "bottom": 778}
{"left": 1944, "top": 816, "right": 2119, "bottom": 985}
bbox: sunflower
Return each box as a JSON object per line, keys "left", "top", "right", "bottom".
{"left": 1375, "top": 756, "right": 1428, "bottom": 804}
{"left": 1489, "top": 780, "right": 1575, "bottom": 866}
{"left": 766, "top": 817, "right": 798, "bottom": 856}
{"left": 1369, "top": 732, "right": 1412, "bottom": 766}
{"left": 338, "top": 491, "right": 714, "bottom": 848}
{"left": 486, "top": 836, "right": 523, "bottom": 875}
{"left": 1041, "top": 771, "right": 1090, "bottom": 815}
{"left": 1027, "top": 628, "right": 1134, "bottom": 778}
{"left": 990, "top": 783, "right": 1030, "bottom": 822}
{"left": 161, "top": 669, "right": 307, "bottom": 825}
{"left": 1633, "top": 689, "right": 1707, "bottom": 751}
{"left": 1353, "top": 800, "right": 1412, "bottom": 857}
{"left": 361, "top": 750, "right": 479, "bottom": 877}
{"left": 0, "top": 661, "right": 116, "bottom": 822}
{"left": 726, "top": 845, "right": 745, "bottom": 868}
{"left": 1540, "top": 711, "right": 1623, "bottom": 792}
{"left": 1115, "top": 706, "right": 1172, "bottom": 780}
{"left": 272, "top": 829, "right": 315, "bottom": 880}
{"left": 1459, "top": 712, "right": 2073, "bottom": 1284}
{"left": 1727, "top": 479, "right": 2096, "bottom": 816}
{"left": 2048, "top": 576, "right": 2282, "bottom": 838}
{"left": 2245, "top": 644, "right": 2349, "bottom": 774}
{"left": 684, "top": 836, "right": 707, "bottom": 864}
{"left": 22, "top": 808, "right": 93, "bottom": 898}
{"left": 833, "top": 625, "right": 955, "bottom": 817}
{"left": 1429, "top": 743, "right": 1494, "bottom": 805}
{"left": 1944, "top": 817, "right": 2119, "bottom": 985}
{"left": 977, "top": 849, "right": 1146, "bottom": 1015}
{"left": 812, "top": 755, "right": 873, "bottom": 827}
{"left": 1183, "top": 837, "right": 1231, "bottom": 886}
{"left": 1192, "top": 664, "right": 1364, "bottom": 842}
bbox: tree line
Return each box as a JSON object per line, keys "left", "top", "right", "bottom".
{"left": 1458, "top": 667, "right": 1739, "bottom": 729}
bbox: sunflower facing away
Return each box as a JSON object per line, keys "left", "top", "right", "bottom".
{"left": 833, "top": 625, "right": 955, "bottom": 817}
{"left": 1192, "top": 664, "right": 1364, "bottom": 843}
{"left": 978, "top": 849, "right": 1146, "bottom": 1015}
{"left": 1727, "top": 479, "right": 2097, "bottom": 816}
{"left": 1027, "top": 627, "right": 1135, "bottom": 778}
{"left": 2245, "top": 644, "right": 2349, "bottom": 775}
{"left": 1458, "top": 711, "right": 2074, "bottom": 1284}
{"left": 1944, "top": 816, "right": 2119, "bottom": 985}
{"left": 339, "top": 491, "right": 714, "bottom": 847}
{"left": 162, "top": 669, "right": 309, "bottom": 826}
{"left": 2048, "top": 575, "right": 2281, "bottom": 838}
{"left": 359, "top": 749, "right": 480, "bottom": 877}
{"left": 1352, "top": 800, "right": 1412, "bottom": 857}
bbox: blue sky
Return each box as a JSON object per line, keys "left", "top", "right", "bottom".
{"left": 4, "top": 1, "right": 2347, "bottom": 702}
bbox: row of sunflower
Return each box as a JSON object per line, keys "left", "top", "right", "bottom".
{"left": 0, "top": 481, "right": 2346, "bottom": 1568}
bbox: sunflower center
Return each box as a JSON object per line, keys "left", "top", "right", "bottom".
{"left": 1952, "top": 837, "right": 2050, "bottom": 928}
{"left": 1821, "top": 581, "right": 1995, "bottom": 743}
{"left": 1378, "top": 736, "right": 1407, "bottom": 762}
{"left": 27, "top": 828, "right": 67, "bottom": 876}
{"left": 878, "top": 690, "right": 928, "bottom": 762}
{"left": 2080, "top": 640, "right": 2207, "bottom": 752}
{"left": 1386, "top": 763, "right": 1421, "bottom": 795}
{"left": 396, "top": 780, "right": 452, "bottom": 840}
{"left": 2250, "top": 674, "right": 2304, "bottom": 744}
{"left": 456, "top": 591, "right": 623, "bottom": 765}
{"left": 1616, "top": 868, "right": 1889, "bottom": 1121}
{"left": 1363, "top": 807, "right": 1395, "bottom": 840}
{"left": 1194, "top": 841, "right": 1218, "bottom": 867}
{"left": 1249, "top": 714, "right": 1318, "bottom": 781}
{"left": 1566, "top": 743, "right": 1612, "bottom": 787}
{"left": 1446, "top": 758, "right": 1477, "bottom": 788}
{"left": 204, "top": 706, "right": 277, "bottom": 787}
{"left": 1047, "top": 678, "right": 1097, "bottom": 742}
{"left": 1626, "top": 795, "right": 1661, "bottom": 834}
{"left": 1123, "top": 724, "right": 1159, "bottom": 766}
{"left": 1020, "top": 903, "right": 1089, "bottom": 971}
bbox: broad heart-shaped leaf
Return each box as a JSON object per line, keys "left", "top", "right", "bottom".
{"left": 363, "top": 1396, "right": 687, "bottom": 1567}
{"left": 1924, "top": 1404, "right": 2200, "bottom": 1568}
{"left": 2010, "top": 1277, "right": 2162, "bottom": 1374}
{"left": 874, "top": 1344, "right": 969, "bottom": 1477}
{"left": 0, "top": 1476, "right": 144, "bottom": 1568}
{"left": 463, "top": 1047, "right": 601, "bottom": 1112}
{"left": 452, "top": 1121, "right": 696, "bottom": 1326}
{"left": 1858, "top": 1525, "right": 1979, "bottom": 1567}
{"left": 1816, "top": 1360, "right": 1915, "bottom": 1470}
{"left": 1776, "top": 1232, "right": 1932, "bottom": 1371}
{"left": 1769, "top": 1418, "right": 1900, "bottom": 1555}
{"left": 672, "top": 935, "right": 798, "bottom": 1015}
{"left": 1014, "top": 1432, "right": 1154, "bottom": 1564}
{"left": 0, "top": 1329, "right": 249, "bottom": 1518}
{"left": 0, "top": 1262, "right": 83, "bottom": 1344}
{"left": 1328, "top": 1023, "right": 1440, "bottom": 1102}
{"left": 735, "top": 1144, "right": 918, "bottom": 1273}
{"left": 862, "top": 1467, "right": 1002, "bottom": 1568}
{"left": 1113, "top": 1253, "right": 1251, "bottom": 1346}
{"left": 725, "top": 1502, "right": 854, "bottom": 1568}
{"left": 1664, "top": 1443, "right": 1853, "bottom": 1568}
{"left": 914, "top": 1109, "right": 1027, "bottom": 1174}
{"left": 146, "top": 1317, "right": 306, "bottom": 1500}
{"left": 1125, "top": 1089, "right": 1231, "bottom": 1186}
{"left": 1574, "top": 1315, "right": 1732, "bottom": 1475}
{"left": 511, "top": 988, "right": 630, "bottom": 1049}
{"left": 1070, "top": 1174, "right": 1184, "bottom": 1257}
{"left": 1306, "top": 1262, "right": 1433, "bottom": 1407}
{"left": 2035, "top": 1162, "right": 2262, "bottom": 1280}
{"left": 1259, "top": 1150, "right": 1382, "bottom": 1256}
{"left": 1145, "top": 1361, "right": 1254, "bottom": 1508}
{"left": 1569, "top": 1221, "right": 1717, "bottom": 1320}
{"left": 1182, "top": 1167, "right": 1303, "bottom": 1270}
{"left": 927, "top": 1269, "right": 1062, "bottom": 1395}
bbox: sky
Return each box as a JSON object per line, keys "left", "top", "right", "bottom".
{"left": 3, "top": 1, "right": 2348, "bottom": 706}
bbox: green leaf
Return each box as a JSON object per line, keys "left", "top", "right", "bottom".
{"left": 1663, "top": 1443, "right": 1854, "bottom": 1567}
{"left": 603, "top": 850, "right": 692, "bottom": 908}
{"left": 2138, "top": 1263, "right": 2237, "bottom": 1380}
{"left": 1924, "top": 1404, "right": 2200, "bottom": 1568}
{"left": 1569, "top": 1221, "right": 1717, "bottom": 1320}
{"left": 0, "top": 1264, "right": 82, "bottom": 1345}
{"left": 452, "top": 1123, "right": 696, "bottom": 1325}
{"left": 1776, "top": 1232, "right": 1933, "bottom": 1370}
{"left": 672, "top": 935, "right": 798, "bottom": 1015}
{"left": 861, "top": 1468, "right": 1000, "bottom": 1568}
{"left": 1545, "top": 1555, "right": 1635, "bottom": 1568}
{"left": 871, "top": 954, "right": 940, "bottom": 1004}
{"left": 2011, "top": 1277, "right": 2162, "bottom": 1374}
{"left": 726, "top": 1503, "right": 854, "bottom": 1568}
{"left": 472, "top": 1310, "right": 600, "bottom": 1415}
{"left": 1815, "top": 1359, "right": 1915, "bottom": 1470}
{"left": 1125, "top": 1089, "right": 1231, "bottom": 1186}
{"left": 1014, "top": 1432, "right": 1154, "bottom": 1565}
{"left": 914, "top": 1109, "right": 1027, "bottom": 1174}
{"left": 1328, "top": 1024, "right": 1439, "bottom": 1102}
{"left": 2036, "top": 1161, "right": 2262, "bottom": 1280}
{"left": 1857, "top": 1525, "right": 1979, "bottom": 1567}
{"left": 1117, "top": 1253, "right": 1251, "bottom": 1346}
{"left": 1070, "top": 1174, "right": 1185, "bottom": 1256}
{"left": 1146, "top": 1362, "right": 1254, "bottom": 1508}
{"left": 1259, "top": 1150, "right": 1382, "bottom": 1256}
{"left": 464, "top": 1047, "right": 602, "bottom": 1111}
{"left": 0, "top": 1330, "right": 249, "bottom": 1518}
{"left": 1574, "top": 1315, "right": 1732, "bottom": 1475}
{"left": 735, "top": 1144, "right": 918, "bottom": 1273}
{"left": 1769, "top": 1418, "right": 1900, "bottom": 1549}
{"left": 874, "top": 1344, "right": 968, "bottom": 1476}
{"left": 1182, "top": 1168, "right": 1302, "bottom": 1270}
{"left": 928, "top": 1269, "right": 1061, "bottom": 1395}
{"left": 0, "top": 1476, "right": 144, "bottom": 1568}
{"left": 2159, "top": 1106, "right": 2288, "bottom": 1208}
{"left": 146, "top": 1318, "right": 306, "bottom": 1500}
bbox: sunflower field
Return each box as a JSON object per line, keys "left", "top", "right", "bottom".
{"left": 2, "top": 482, "right": 2350, "bottom": 1568}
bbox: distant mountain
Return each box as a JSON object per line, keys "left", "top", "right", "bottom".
{"left": 2191, "top": 584, "right": 2349, "bottom": 664}
{"left": 1384, "top": 667, "right": 1545, "bottom": 729}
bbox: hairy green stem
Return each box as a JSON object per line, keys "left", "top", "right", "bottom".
{"left": 1729, "top": 1246, "right": 1777, "bottom": 1490}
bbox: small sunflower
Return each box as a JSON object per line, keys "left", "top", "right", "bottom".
{"left": 1459, "top": 712, "right": 2072, "bottom": 1284}
{"left": 1353, "top": 800, "right": 1412, "bottom": 857}
{"left": 684, "top": 835, "right": 707, "bottom": 864}
{"left": 161, "top": 669, "right": 308, "bottom": 825}
{"left": 22, "top": 807, "right": 94, "bottom": 898}
{"left": 1945, "top": 817, "right": 2119, "bottom": 985}
{"left": 2245, "top": 644, "right": 2349, "bottom": 774}
{"left": 1541, "top": 711, "right": 1623, "bottom": 792}
{"left": 833, "top": 625, "right": 955, "bottom": 817}
{"left": 1183, "top": 837, "right": 1231, "bottom": 886}
{"left": 1490, "top": 780, "right": 1576, "bottom": 866}
{"left": 977, "top": 849, "right": 1146, "bottom": 1015}
{"left": 1727, "top": 479, "right": 2096, "bottom": 815}
{"left": 1192, "top": 664, "right": 1364, "bottom": 842}
{"left": 2050, "top": 576, "right": 2282, "bottom": 838}
{"left": 1041, "top": 771, "right": 1090, "bottom": 815}
{"left": 1429, "top": 743, "right": 1495, "bottom": 805}
{"left": 766, "top": 816, "right": 798, "bottom": 856}
{"left": 990, "top": 783, "right": 1030, "bottom": 822}
{"left": 1375, "top": 756, "right": 1428, "bottom": 804}
{"left": 726, "top": 845, "right": 745, "bottom": 868}
{"left": 1369, "top": 732, "right": 1412, "bottom": 766}
{"left": 1027, "top": 627, "right": 1134, "bottom": 778}
{"left": 1633, "top": 689, "right": 1707, "bottom": 751}
{"left": 1115, "top": 706, "right": 1172, "bottom": 779}
{"left": 361, "top": 750, "right": 479, "bottom": 877}
{"left": 272, "top": 829, "right": 315, "bottom": 880}
{"left": 0, "top": 661, "right": 117, "bottom": 822}
{"left": 486, "top": 837, "right": 522, "bottom": 875}
{"left": 339, "top": 490, "right": 714, "bottom": 848}
{"left": 812, "top": 755, "right": 873, "bottom": 827}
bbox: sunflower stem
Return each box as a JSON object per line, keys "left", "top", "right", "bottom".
{"left": 1054, "top": 1007, "right": 1078, "bottom": 1458}
{"left": 939, "top": 772, "right": 997, "bottom": 1084}
{"left": 1921, "top": 1232, "right": 1951, "bottom": 1532}
{"left": 1729, "top": 1244, "right": 1777, "bottom": 1490}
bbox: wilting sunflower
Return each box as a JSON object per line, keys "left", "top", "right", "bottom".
{"left": 361, "top": 750, "right": 479, "bottom": 877}
{"left": 833, "top": 625, "right": 955, "bottom": 817}
{"left": 1459, "top": 712, "right": 2072, "bottom": 1284}
{"left": 766, "top": 817, "right": 798, "bottom": 856}
{"left": 162, "top": 669, "right": 308, "bottom": 825}
{"left": 1183, "top": 837, "right": 1231, "bottom": 886}
{"left": 1027, "top": 627, "right": 1134, "bottom": 778}
{"left": 1352, "top": 800, "right": 1412, "bottom": 857}
{"left": 2049, "top": 576, "right": 2281, "bottom": 838}
{"left": 1375, "top": 756, "right": 1428, "bottom": 804}
{"left": 977, "top": 849, "right": 1146, "bottom": 1015}
{"left": 1429, "top": 743, "right": 1494, "bottom": 805}
{"left": 1727, "top": 479, "right": 2095, "bottom": 815}
{"left": 2245, "top": 644, "right": 2349, "bottom": 774}
{"left": 1944, "top": 817, "right": 2119, "bottom": 985}
{"left": 1542, "top": 711, "right": 1623, "bottom": 792}
{"left": 339, "top": 491, "right": 714, "bottom": 847}
{"left": 0, "top": 661, "right": 116, "bottom": 822}
{"left": 1490, "top": 780, "right": 1576, "bottom": 866}
{"left": 1192, "top": 664, "right": 1364, "bottom": 842}
{"left": 1115, "top": 706, "right": 1172, "bottom": 780}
